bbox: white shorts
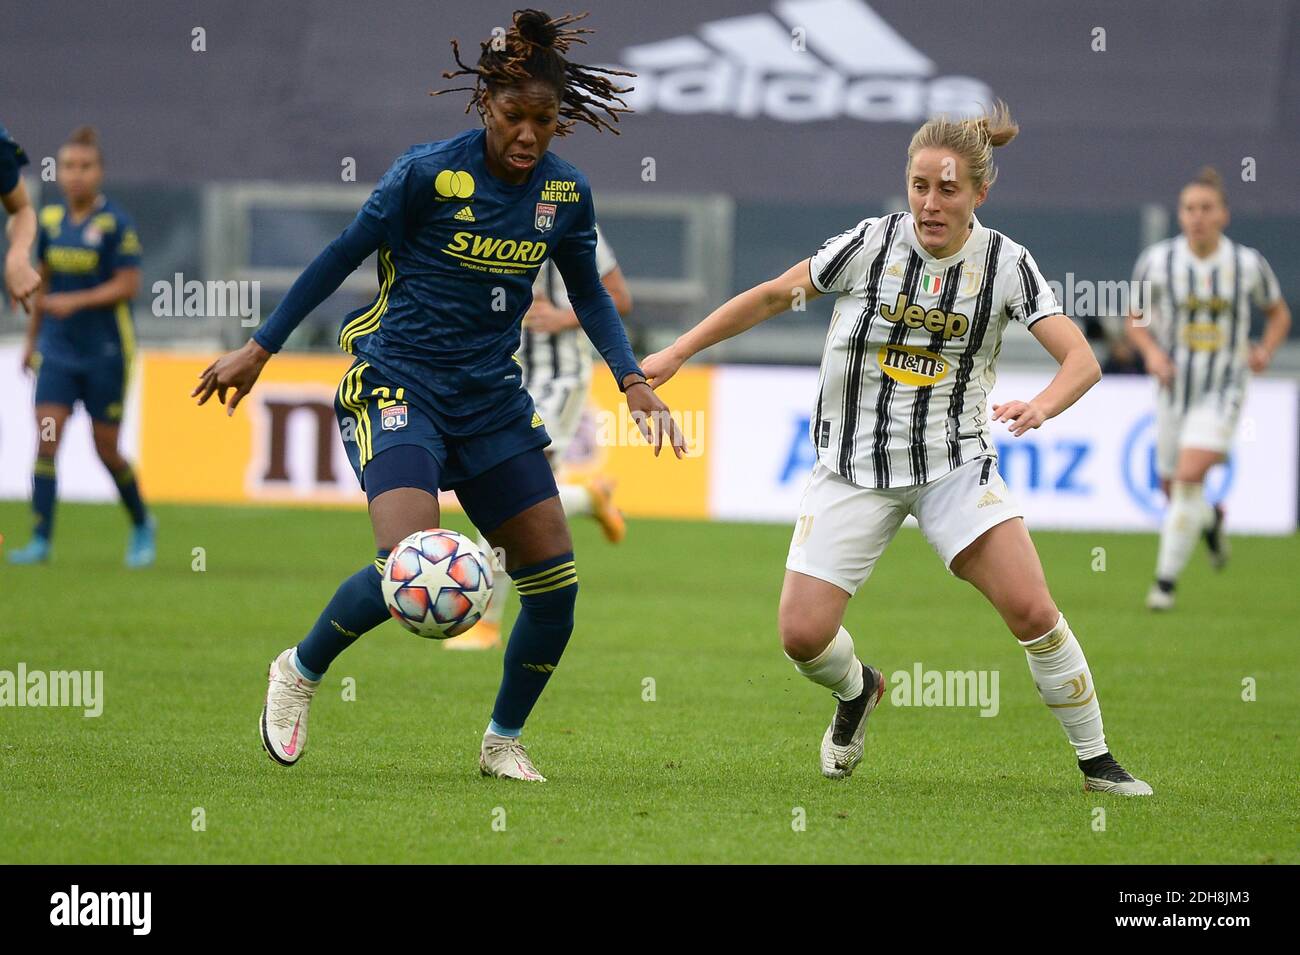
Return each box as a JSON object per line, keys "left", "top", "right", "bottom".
{"left": 531, "top": 367, "right": 592, "bottom": 460}
{"left": 785, "top": 455, "right": 1024, "bottom": 594}
{"left": 1155, "top": 387, "right": 1244, "bottom": 477}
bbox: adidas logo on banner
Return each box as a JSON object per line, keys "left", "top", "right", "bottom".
{"left": 454, "top": 205, "right": 475, "bottom": 222}
{"left": 611, "top": 0, "right": 992, "bottom": 123}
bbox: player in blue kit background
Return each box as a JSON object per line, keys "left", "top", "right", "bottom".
{"left": 193, "top": 10, "right": 684, "bottom": 781}
{"left": 8, "top": 126, "right": 154, "bottom": 567}
{"left": 1, "top": 121, "right": 42, "bottom": 312}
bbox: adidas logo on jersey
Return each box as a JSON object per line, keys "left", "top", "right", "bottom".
{"left": 611, "top": 0, "right": 993, "bottom": 124}
{"left": 977, "top": 490, "right": 1001, "bottom": 509}
{"left": 453, "top": 205, "right": 475, "bottom": 222}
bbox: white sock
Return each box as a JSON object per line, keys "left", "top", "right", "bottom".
{"left": 558, "top": 482, "right": 593, "bottom": 517}
{"left": 477, "top": 533, "right": 506, "bottom": 627}
{"left": 1155, "top": 481, "right": 1212, "bottom": 583}
{"left": 1021, "top": 614, "right": 1106, "bottom": 760}
{"left": 787, "top": 627, "right": 864, "bottom": 701}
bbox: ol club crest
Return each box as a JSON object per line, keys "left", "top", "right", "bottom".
{"left": 381, "top": 404, "right": 409, "bottom": 431}
{"left": 534, "top": 202, "right": 557, "bottom": 233}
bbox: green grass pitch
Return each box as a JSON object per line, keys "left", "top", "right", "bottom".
{"left": 0, "top": 500, "right": 1295, "bottom": 864}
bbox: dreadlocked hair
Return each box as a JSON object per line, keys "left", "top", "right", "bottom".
{"left": 434, "top": 9, "right": 634, "bottom": 136}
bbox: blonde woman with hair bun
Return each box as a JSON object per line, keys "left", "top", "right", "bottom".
{"left": 644, "top": 101, "right": 1153, "bottom": 796}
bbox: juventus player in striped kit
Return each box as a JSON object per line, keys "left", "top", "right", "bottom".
{"left": 644, "top": 103, "right": 1151, "bottom": 795}
{"left": 1126, "top": 167, "right": 1290, "bottom": 612}
{"left": 447, "top": 225, "right": 633, "bottom": 650}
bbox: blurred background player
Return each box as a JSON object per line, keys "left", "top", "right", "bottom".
{"left": 1, "top": 121, "right": 41, "bottom": 312}
{"left": 7, "top": 126, "right": 154, "bottom": 566}
{"left": 645, "top": 102, "right": 1152, "bottom": 796}
{"left": 1126, "top": 167, "right": 1290, "bottom": 611}
{"left": 446, "top": 223, "right": 632, "bottom": 650}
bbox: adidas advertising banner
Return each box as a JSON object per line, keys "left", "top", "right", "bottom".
{"left": 2, "top": 1, "right": 1296, "bottom": 213}
{"left": 0, "top": 346, "right": 1294, "bottom": 534}
{"left": 709, "top": 365, "right": 1299, "bottom": 534}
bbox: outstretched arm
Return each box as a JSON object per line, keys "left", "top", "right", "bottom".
{"left": 993, "top": 314, "right": 1102, "bottom": 437}
{"left": 525, "top": 264, "right": 632, "bottom": 333}
{"left": 3, "top": 180, "right": 40, "bottom": 311}
{"left": 556, "top": 253, "right": 685, "bottom": 457}
{"left": 253, "top": 216, "right": 383, "bottom": 355}
{"left": 192, "top": 216, "right": 381, "bottom": 415}
{"left": 642, "top": 258, "right": 819, "bottom": 387}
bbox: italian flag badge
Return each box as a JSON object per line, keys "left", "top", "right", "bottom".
{"left": 921, "top": 272, "right": 942, "bottom": 296}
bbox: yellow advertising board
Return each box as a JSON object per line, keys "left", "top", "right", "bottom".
{"left": 137, "top": 351, "right": 710, "bottom": 519}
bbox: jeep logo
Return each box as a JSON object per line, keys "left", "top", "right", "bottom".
{"left": 879, "top": 292, "right": 969, "bottom": 340}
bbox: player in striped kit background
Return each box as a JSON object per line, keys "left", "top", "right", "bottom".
{"left": 1126, "top": 167, "right": 1290, "bottom": 611}
{"left": 645, "top": 102, "right": 1152, "bottom": 795}
{"left": 447, "top": 224, "right": 633, "bottom": 650}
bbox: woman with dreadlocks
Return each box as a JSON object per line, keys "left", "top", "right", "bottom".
{"left": 194, "top": 10, "right": 682, "bottom": 781}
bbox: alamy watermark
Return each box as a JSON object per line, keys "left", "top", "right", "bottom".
{"left": 0, "top": 663, "right": 103, "bottom": 717}
{"left": 50, "top": 885, "right": 150, "bottom": 935}
{"left": 889, "top": 663, "right": 1000, "bottom": 717}
{"left": 594, "top": 404, "right": 705, "bottom": 456}
{"left": 152, "top": 273, "right": 261, "bottom": 327}
{"left": 1049, "top": 274, "right": 1154, "bottom": 323}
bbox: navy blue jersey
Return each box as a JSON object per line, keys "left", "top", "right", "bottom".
{"left": 37, "top": 196, "right": 142, "bottom": 366}
{"left": 335, "top": 128, "right": 633, "bottom": 436}
{"left": 0, "top": 122, "right": 29, "bottom": 194}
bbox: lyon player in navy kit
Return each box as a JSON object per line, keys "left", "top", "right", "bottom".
{"left": 8, "top": 126, "right": 154, "bottom": 567}
{"left": 194, "top": 10, "right": 684, "bottom": 781}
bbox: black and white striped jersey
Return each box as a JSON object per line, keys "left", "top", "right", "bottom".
{"left": 809, "top": 212, "right": 1060, "bottom": 490}
{"left": 519, "top": 224, "right": 618, "bottom": 388}
{"left": 1132, "top": 235, "right": 1282, "bottom": 411}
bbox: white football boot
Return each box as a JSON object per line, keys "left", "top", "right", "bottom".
{"left": 820, "top": 664, "right": 886, "bottom": 779}
{"left": 260, "top": 648, "right": 320, "bottom": 766}
{"left": 479, "top": 732, "right": 547, "bottom": 782}
{"left": 1145, "top": 582, "right": 1175, "bottom": 611}
{"left": 1080, "top": 752, "right": 1154, "bottom": 796}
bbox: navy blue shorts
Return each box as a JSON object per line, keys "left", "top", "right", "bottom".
{"left": 334, "top": 358, "right": 553, "bottom": 511}
{"left": 34, "top": 355, "right": 128, "bottom": 423}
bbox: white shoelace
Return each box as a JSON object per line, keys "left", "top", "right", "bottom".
{"left": 484, "top": 737, "right": 539, "bottom": 775}
{"left": 268, "top": 671, "right": 315, "bottom": 729}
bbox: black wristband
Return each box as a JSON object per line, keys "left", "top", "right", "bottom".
{"left": 620, "top": 374, "right": 649, "bottom": 393}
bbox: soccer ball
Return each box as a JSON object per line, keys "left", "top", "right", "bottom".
{"left": 381, "top": 529, "right": 494, "bottom": 639}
